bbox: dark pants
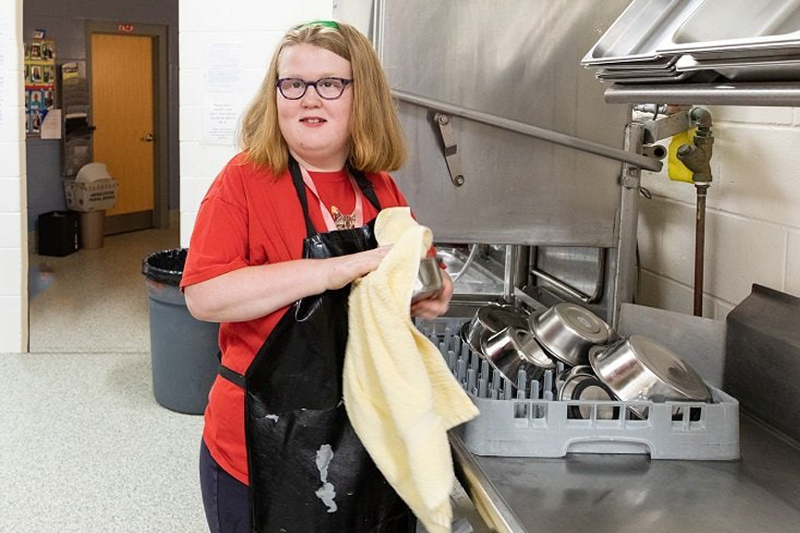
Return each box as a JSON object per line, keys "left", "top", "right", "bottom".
{"left": 199, "top": 439, "right": 252, "bottom": 533}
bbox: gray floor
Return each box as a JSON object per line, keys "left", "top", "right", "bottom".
{"left": 29, "top": 226, "right": 180, "bottom": 353}
{"left": 2, "top": 226, "right": 208, "bottom": 532}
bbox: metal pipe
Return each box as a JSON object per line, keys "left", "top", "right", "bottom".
{"left": 605, "top": 82, "right": 800, "bottom": 107}
{"left": 611, "top": 123, "right": 645, "bottom": 329}
{"left": 392, "top": 89, "right": 663, "bottom": 172}
{"left": 531, "top": 248, "right": 606, "bottom": 304}
{"left": 503, "top": 245, "right": 518, "bottom": 304}
{"left": 676, "top": 107, "right": 714, "bottom": 317}
{"left": 515, "top": 246, "right": 530, "bottom": 293}
{"left": 452, "top": 244, "right": 479, "bottom": 284}
{"left": 690, "top": 106, "right": 713, "bottom": 129}
{"left": 371, "top": 0, "right": 386, "bottom": 60}
{"left": 694, "top": 186, "right": 708, "bottom": 317}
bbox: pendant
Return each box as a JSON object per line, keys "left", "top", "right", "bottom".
{"left": 331, "top": 206, "right": 356, "bottom": 230}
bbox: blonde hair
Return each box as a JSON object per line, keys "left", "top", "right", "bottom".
{"left": 239, "top": 21, "right": 407, "bottom": 174}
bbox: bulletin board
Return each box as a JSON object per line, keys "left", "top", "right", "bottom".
{"left": 24, "top": 37, "right": 56, "bottom": 135}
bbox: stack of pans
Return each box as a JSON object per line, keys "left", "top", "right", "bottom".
{"left": 462, "top": 301, "right": 711, "bottom": 419}
{"left": 582, "top": 0, "right": 800, "bottom": 84}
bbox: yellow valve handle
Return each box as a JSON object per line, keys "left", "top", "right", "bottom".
{"left": 667, "top": 129, "right": 696, "bottom": 183}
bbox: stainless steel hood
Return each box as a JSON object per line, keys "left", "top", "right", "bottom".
{"left": 377, "top": 0, "right": 633, "bottom": 247}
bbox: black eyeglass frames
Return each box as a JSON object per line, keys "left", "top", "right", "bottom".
{"left": 275, "top": 77, "right": 353, "bottom": 100}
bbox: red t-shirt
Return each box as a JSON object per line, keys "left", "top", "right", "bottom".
{"left": 181, "top": 153, "right": 409, "bottom": 485}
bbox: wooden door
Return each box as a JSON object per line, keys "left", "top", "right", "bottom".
{"left": 90, "top": 34, "right": 154, "bottom": 220}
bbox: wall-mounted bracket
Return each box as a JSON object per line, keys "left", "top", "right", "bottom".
{"left": 434, "top": 112, "right": 465, "bottom": 187}
{"left": 642, "top": 108, "right": 692, "bottom": 144}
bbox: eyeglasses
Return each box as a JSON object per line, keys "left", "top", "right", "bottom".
{"left": 275, "top": 77, "right": 353, "bottom": 100}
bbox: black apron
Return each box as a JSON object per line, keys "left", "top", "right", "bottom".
{"left": 219, "top": 157, "right": 413, "bottom": 533}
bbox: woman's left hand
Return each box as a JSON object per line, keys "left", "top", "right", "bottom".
{"left": 410, "top": 269, "right": 453, "bottom": 320}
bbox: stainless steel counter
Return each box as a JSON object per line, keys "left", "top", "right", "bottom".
{"left": 452, "top": 415, "right": 800, "bottom": 532}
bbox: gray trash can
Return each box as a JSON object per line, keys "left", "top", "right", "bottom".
{"left": 142, "top": 248, "right": 219, "bottom": 415}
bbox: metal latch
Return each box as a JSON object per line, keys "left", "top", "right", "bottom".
{"left": 434, "top": 113, "right": 465, "bottom": 187}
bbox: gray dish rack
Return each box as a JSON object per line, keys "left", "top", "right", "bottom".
{"left": 418, "top": 316, "right": 740, "bottom": 461}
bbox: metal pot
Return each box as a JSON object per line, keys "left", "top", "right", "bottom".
{"left": 529, "top": 303, "right": 610, "bottom": 366}
{"left": 558, "top": 364, "right": 595, "bottom": 383}
{"left": 588, "top": 335, "right": 711, "bottom": 419}
{"left": 411, "top": 257, "right": 444, "bottom": 303}
{"left": 464, "top": 303, "right": 530, "bottom": 353}
{"left": 558, "top": 373, "right": 619, "bottom": 420}
{"left": 481, "top": 326, "right": 556, "bottom": 386}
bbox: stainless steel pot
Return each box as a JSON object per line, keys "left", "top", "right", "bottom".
{"left": 464, "top": 303, "right": 530, "bottom": 353}
{"left": 558, "top": 373, "right": 618, "bottom": 420}
{"left": 589, "top": 335, "right": 711, "bottom": 419}
{"left": 411, "top": 257, "right": 444, "bottom": 303}
{"left": 481, "top": 326, "right": 555, "bottom": 386}
{"left": 558, "top": 364, "right": 595, "bottom": 383}
{"left": 529, "top": 303, "right": 611, "bottom": 366}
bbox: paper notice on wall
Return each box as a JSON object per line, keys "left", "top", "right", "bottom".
{"left": 206, "top": 42, "right": 245, "bottom": 93}
{"left": 202, "top": 94, "right": 243, "bottom": 146}
{"left": 202, "top": 42, "right": 246, "bottom": 145}
{"left": 40, "top": 108, "right": 61, "bottom": 139}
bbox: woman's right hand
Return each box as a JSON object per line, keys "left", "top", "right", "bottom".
{"left": 325, "top": 245, "right": 392, "bottom": 290}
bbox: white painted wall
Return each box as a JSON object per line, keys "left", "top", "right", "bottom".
{"left": 0, "top": 0, "right": 28, "bottom": 352}
{"left": 638, "top": 106, "right": 800, "bottom": 318}
{"left": 178, "top": 0, "right": 336, "bottom": 246}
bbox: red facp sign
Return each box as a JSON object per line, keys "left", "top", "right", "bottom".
{"left": 118, "top": 24, "right": 135, "bottom": 33}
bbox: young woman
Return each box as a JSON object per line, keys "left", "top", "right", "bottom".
{"left": 182, "top": 20, "right": 453, "bottom": 533}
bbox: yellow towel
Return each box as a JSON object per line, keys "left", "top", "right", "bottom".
{"left": 344, "top": 207, "right": 479, "bottom": 533}
{"left": 668, "top": 129, "right": 696, "bottom": 183}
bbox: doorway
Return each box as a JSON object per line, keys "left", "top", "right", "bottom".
{"left": 86, "top": 21, "right": 170, "bottom": 233}
{"left": 27, "top": 20, "right": 176, "bottom": 353}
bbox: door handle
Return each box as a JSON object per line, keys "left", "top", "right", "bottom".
{"left": 142, "top": 133, "right": 155, "bottom": 142}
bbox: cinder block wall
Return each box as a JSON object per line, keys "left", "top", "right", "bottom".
{"left": 638, "top": 106, "right": 800, "bottom": 318}
{"left": 178, "top": 1, "right": 334, "bottom": 246}
{"left": 0, "top": 0, "right": 27, "bottom": 352}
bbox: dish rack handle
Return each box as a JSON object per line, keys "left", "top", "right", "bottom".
{"left": 564, "top": 436, "right": 653, "bottom": 456}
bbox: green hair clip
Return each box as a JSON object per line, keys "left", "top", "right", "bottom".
{"left": 295, "top": 20, "right": 340, "bottom": 30}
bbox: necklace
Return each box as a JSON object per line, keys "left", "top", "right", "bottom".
{"left": 299, "top": 166, "right": 364, "bottom": 232}
{"left": 330, "top": 205, "right": 357, "bottom": 230}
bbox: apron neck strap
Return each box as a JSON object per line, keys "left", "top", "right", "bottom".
{"left": 288, "top": 157, "right": 317, "bottom": 238}
{"left": 350, "top": 168, "right": 381, "bottom": 212}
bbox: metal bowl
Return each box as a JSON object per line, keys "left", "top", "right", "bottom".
{"left": 529, "top": 303, "right": 611, "bottom": 366}
{"left": 480, "top": 326, "right": 556, "bottom": 387}
{"left": 558, "top": 364, "right": 595, "bottom": 383}
{"left": 464, "top": 303, "right": 530, "bottom": 353}
{"left": 558, "top": 373, "right": 619, "bottom": 420}
{"left": 589, "top": 335, "right": 711, "bottom": 419}
{"left": 411, "top": 257, "right": 444, "bottom": 303}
